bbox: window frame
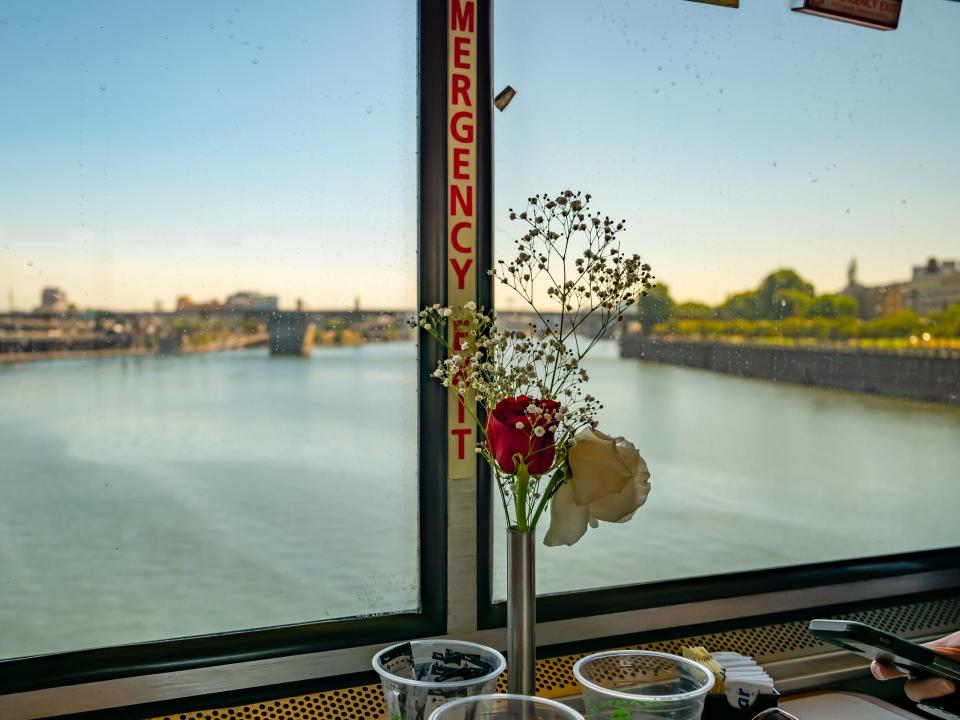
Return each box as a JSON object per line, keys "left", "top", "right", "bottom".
{"left": 0, "top": 0, "right": 448, "bottom": 698}
{"left": 476, "top": 0, "right": 960, "bottom": 636}
{"left": 477, "top": 540, "right": 960, "bottom": 630}
{"left": 4, "top": 2, "right": 960, "bottom": 716}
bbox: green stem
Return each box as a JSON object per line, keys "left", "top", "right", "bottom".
{"left": 513, "top": 462, "right": 530, "bottom": 531}
{"left": 529, "top": 467, "right": 565, "bottom": 530}
{"left": 493, "top": 471, "right": 512, "bottom": 526}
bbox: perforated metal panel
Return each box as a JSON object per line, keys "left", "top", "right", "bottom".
{"left": 148, "top": 597, "right": 960, "bottom": 720}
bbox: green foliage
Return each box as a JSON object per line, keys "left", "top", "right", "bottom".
{"left": 805, "top": 293, "right": 859, "bottom": 319}
{"left": 637, "top": 283, "right": 674, "bottom": 333}
{"left": 760, "top": 270, "right": 815, "bottom": 320}
{"left": 931, "top": 302, "right": 960, "bottom": 338}
{"left": 717, "top": 290, "right": 762, "bottom": 320}
{"left": 674, "top": 301, "right": 714, "bottom": 320}
{"left": 860, "top": 311, "right": 924, "bottom": 338}
{"left": 773, "top": 288, "right": 813, "bottom": 320}
{"left": 650, "top": 271, "right": 958, "bottom": 341}
{"left": 718, "top": 269, "right": 816, "bottom": 321}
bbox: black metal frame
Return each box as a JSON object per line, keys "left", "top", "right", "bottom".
{"left": 473, "top": 0, "right": 960, "bottom": 634}
{"left": 0, "top": 0, "right": 449, "bottom": 696}
{"left": 474, "top": 0, "right": 496, "bottom": 626}
{"left": 477, "top": 546, "right": 960, "bottom": 631}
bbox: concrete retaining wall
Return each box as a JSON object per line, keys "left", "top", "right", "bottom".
{"left": 621, "top": 335, "right": 960, "bottom": 405}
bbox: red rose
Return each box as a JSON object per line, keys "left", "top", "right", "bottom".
{"left": 485, "top": 395, "right": 561, "bottom": 475}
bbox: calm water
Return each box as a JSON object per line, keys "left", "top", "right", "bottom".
{"left": 2, "top": 342, "right": 959, "bottom": 659}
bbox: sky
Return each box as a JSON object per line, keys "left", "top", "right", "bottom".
{"left": 0, "top": 0, "right": 958, "bottom": 311}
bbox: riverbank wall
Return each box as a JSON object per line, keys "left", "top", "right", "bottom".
{"left": 621, "top": 335, "right": 960, "bottom": 405}
{"left": 0, "top": 333, "right": 268, "bottom": 364}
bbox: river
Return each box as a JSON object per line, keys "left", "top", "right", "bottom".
{"left": 1, "top": 342, "right": 959, "bottom": 659}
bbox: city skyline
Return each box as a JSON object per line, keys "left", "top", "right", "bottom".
{"left": 1, "top": 0, "right": 958, "bottom": 311}
{"left": 6, "top": 252, "right": 955, "bottom": 315}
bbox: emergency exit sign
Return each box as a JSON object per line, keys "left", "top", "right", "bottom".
{"left": 793, "top": 0, "right": 902, "bottom": 30}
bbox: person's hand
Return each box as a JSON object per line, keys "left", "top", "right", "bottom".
{"left": 870, "top": 630, "right": 960, "bottom": 702}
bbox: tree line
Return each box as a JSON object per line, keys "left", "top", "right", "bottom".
{"left": 637, "top": 269, "right": 960, "bottom": 340}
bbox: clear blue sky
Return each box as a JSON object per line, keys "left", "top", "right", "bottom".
{"left": 495, "top": 0, "right": 960, "bottom": 305}
{"left": 1, "top": 0, "right": 957, "bottom": 310}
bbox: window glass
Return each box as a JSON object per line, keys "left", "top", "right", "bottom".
{"left": 0, "top": 0, "right": 418, "bottom": 658}
{"left": 493, "top": 0, "right": 960, "bottom": 598}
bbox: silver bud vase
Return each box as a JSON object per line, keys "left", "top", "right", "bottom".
{"left": 507, "top": 527, "right": 536, "bottom": 695}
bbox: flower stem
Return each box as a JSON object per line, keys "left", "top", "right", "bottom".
{"left": 514, "top": 463, "right": 530, "bottom": 531}
{"left": 529, "top": 467, "right": 564, "bottom": 530}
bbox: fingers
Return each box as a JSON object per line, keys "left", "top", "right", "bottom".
{"left": 927, "top": 631, "right": 960, "bottom": 650}
{"left": 871, "top": 660, "right": 905, "bottom": 681}
{"left": 904, "top": 677, "right": 956, "bottom": 702}
{"left": 929, "top": 646, "right": 960, "bottom": 661}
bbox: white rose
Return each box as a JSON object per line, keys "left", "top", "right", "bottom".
{"left": 543, "top": 428, "right": 651, "bottom": 547}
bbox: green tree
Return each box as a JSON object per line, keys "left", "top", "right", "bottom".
{"left": 757, "top": 269, "right": 815, "bottom": 320}
{"left": 927, "top": 303, "right": 960, "bottom": 338}
{"left": 861, "top": 311, "right": 923, "bottom": 338}
{"left": 772, "top": 288, "right": 813, "bottom": 319}
{"left": 718, "top": 290, "right": 762, "bottom": 320}
{"left": 805, "top": 294, "right": 859, "bottom": 319}
{"left": 637, "top": 284, "right": 674, "bottom": 334}
{"left": 674, "top": 301, "right": 714, "bottom": 320}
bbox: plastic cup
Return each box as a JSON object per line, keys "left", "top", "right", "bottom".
{"left": 573, "top": 650, "right": 715, "bottom": 719}
{"left": 373, "top": 639, "right": 507, "bottom": 720}
{"left": 429, "top": 693, "right": 585, "bottom": 719}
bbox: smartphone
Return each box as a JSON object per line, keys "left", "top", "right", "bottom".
{"left": 807, "top": 619, "right": 960, "bottom": 682}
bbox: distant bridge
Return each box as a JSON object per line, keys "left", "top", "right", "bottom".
{"left": 267, "top": 312, "right": 315, "bottom": 357}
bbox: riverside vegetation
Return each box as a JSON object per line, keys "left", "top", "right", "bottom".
{"left": 637, "top": 269, "right": 960, "bottom": 348}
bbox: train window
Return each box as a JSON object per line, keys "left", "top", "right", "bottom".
{"left": 0, "top": 0, "right": 420, "bottom": 661}
{"left": 491, "top": 0, "right": 960, "bottom": 601}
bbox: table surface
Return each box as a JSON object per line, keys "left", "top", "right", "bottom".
{"left": 781, "top": 692, "right": 924, "bottom": 720}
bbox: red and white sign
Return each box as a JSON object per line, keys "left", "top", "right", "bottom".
{"left": 447, "top": 0, "right": 477, "bottom": 479}
{"left": 793, "top": 0, "right": 902, "bottom": 31}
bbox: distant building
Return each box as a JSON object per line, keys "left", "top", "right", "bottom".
{"left": 841, "top": 257, "right": 960, "bottom": 318}
{"left": 903, "top": 258, "right": 960, "bottom": 315}
{"left": 175, "top": 295, "right": 223, "bottom": 313}
{"left": 224, "top": 291, "right": 279, "bottom": 312}
{"left": 36, "top": 287, "right": 68, "bottom": 314}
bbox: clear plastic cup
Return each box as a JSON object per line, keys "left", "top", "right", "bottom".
{"left": 373, "top": 639, "right": 507, "bottom": 720}
{"left": 429, "top": 693, "right": 585, "bottom": 719}
{"left": 573, "top": 650, "right": 715, "bottom": 719}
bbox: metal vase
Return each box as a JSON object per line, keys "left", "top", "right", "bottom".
{"left": 507, "top": 527, "right": 536, "bottom": 695}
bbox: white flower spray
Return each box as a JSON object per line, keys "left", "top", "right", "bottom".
{"left": 414, "top": 191, "right": 655, "bottom": 530}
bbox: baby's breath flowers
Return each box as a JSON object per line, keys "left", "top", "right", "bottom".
{"left": 415, "top": 192, "right": 654, "bottom": 537}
